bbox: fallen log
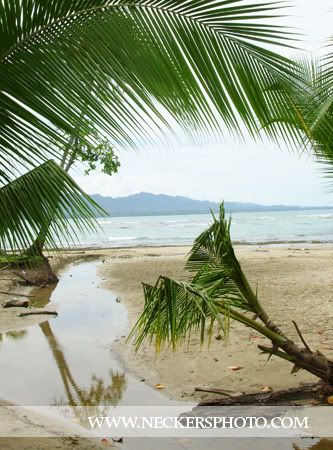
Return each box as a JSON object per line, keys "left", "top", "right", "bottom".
{"left": 198, "top": 382, "right": 333, "bottom": 406}
{"left": 19, "top": 311, "right": 58, "bottom": 317}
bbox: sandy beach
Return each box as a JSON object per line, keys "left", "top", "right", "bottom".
{"left": 1, "top": 244, "right": 333, "bottom": 449}
{"left": 98, "top": 244, "right": 333, "bottom": 402}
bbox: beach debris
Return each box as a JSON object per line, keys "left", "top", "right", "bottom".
{"left": 197, "top": 382, "right": 332, "bottom": 407}
{"left": 327, "top": 396, "right": 333, "bottom": 405}
{"left": 195, "top": 387, "right": 244, "bottom": 397}
{"left": 116, "top": 296, "right": 121, "bottom": 303}
{"left": 307, "top": 399, "right": 320, "bottom": 406}
{"left": 101, "top": 438, "right": 112, "bottom": 446}
{"left": 215, "top": 334, "right": 222, "bottom": 340}
{"left": 3, "top": 299, "right": 29, "bottom": 308}
{"left": 112, "top": 437, "right": 123, "bottom": 443}
{"left": 250, "top": 334, "right": 263, "bottom": 340}
{"left": 261, "top": 386, "right": 273, "bottom": 393}
{"left": 214, "top": 357, "right": 219, "bottom": 362}
{"left": 19, "top": 310, "right": 58, "bottom": 317}
{"left": 227, "top": 366, "right": 243, "bottom": 371}
{"left": 155, "top": 383, "right": 165, "bottom": 390}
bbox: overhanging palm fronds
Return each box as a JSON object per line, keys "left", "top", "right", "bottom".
{"left": 129, "top": 204, "right": 333, "bottom": 384}
{"left": 0, "top": 0, "right": 299, "bottom": 178}
{"left": 263, "top": 54, "right": 333, "bottom": 186}
{"left": 0, "top": 160, "right": 106, "bottom": 252}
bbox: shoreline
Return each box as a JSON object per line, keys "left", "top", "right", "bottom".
{"left": 46, "top": 239, "right": 333, "bottom": 253}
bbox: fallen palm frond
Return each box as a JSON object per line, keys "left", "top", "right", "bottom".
{"left": 129, "top": 203, "right": 333, "bottom": 386}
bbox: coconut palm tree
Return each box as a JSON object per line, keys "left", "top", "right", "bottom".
{"left": 129, "top": 204, "right": 333, "bottom": 389}
{"left": 0, "top": 0, "right": 299, "bottom": 253}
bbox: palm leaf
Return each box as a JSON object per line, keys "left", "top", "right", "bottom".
{"left": 0, "top": 160, "right": 106, "bottom": 252}
{"left": 129, "top": 204, "right": 283, "bottom": 350}
{"left": 264, "top": 53, "right": 333, "bottom": 187}
{"left": 0, "top": 0, "right": 299, "bottom": 179}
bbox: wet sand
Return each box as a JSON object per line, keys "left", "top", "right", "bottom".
{"left": 98, "top": 244, "right": 333, "bottom": 402}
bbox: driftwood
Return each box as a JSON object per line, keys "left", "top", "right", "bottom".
{"left": 195, "top": 387, "right": 244, "bottom": 397}
{"left": 19, "top": 310, "right": 58, "bottom": 317}
{"left": 0, "top": 291, "right": 34, "bottom": 298}
{"left": 198, "top": 382, "right": 333, "bottom": 406}
{"left": 3, "top": 300, "right": 29, "bottom": 308}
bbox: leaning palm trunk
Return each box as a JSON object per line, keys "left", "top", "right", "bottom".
{"left": 26, "top": 136, "right": 78, "bottom": 257}
{"left": 129, "top": 204, "right": 333, "bottom": 386}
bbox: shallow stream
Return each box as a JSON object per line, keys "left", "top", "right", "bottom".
{"left": 0, "top": 259, "right": 171, "bottom": 408}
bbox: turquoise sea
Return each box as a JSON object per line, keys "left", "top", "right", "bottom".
{"left": 68, "top": 208, "right": 333, "bottom": 248}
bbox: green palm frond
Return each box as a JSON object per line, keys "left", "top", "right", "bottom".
{"left": 262, "top": 50, "right": 333, "bottom": 159}
{"left": 0, "top": 0, "right": 299, "bottom": 179}
{"left": 0, "top": 160, "right": 106, "bottom": 252}
{"left": 129, "top": 204, "right": 283, "bottom": 351}
{"left": 267, "top": 54, "right": 333, "bottom": 187}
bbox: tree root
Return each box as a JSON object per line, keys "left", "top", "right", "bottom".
{"left": 198, "top": 382, "right": 333, "bottom": 406}
{"left": 13, "top": 257, "right": 58, "bottom": 286}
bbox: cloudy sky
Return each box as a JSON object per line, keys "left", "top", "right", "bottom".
{"left": 72, "top": 1, "right": 333, "bottom": 207}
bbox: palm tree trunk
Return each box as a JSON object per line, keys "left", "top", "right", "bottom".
{"left": 26, "top": 136, "right": 77, "bottom": 258}
{"left": 258, "top": 316, "right": 333, "bottom": 384}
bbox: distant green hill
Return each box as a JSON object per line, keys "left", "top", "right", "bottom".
{"left": 90, "top": 192, "right": 329, "bottom": 217}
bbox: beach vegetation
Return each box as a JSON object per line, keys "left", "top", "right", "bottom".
{"left": 130, "top": 204, "right": 333, "bottom": 400}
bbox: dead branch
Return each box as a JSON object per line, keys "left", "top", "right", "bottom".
{"left": 19, "top": 311, "right": 58, "bottom": 317}
{"left": 195, "top": 387, "right": 244, "bottom": 397}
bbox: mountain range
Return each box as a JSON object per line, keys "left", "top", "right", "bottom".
{"left": 90, "top": 192, "right": 331, "bottom": 217}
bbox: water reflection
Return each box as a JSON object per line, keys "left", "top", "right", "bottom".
{"left": 0, "top": 260, "right": 130, "bottom": 407}
{"left": 0, "top": 329, "right": 28, "bottom": 347}
{"left": 40, "top": 321, "right": 126, "bottom": 407}
{"left": 30, "top": 283, "right": 57, "bottom": 308}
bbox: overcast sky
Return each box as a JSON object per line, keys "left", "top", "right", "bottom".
{"left": 71, "top": 1, "right": 333, "bottom": 207}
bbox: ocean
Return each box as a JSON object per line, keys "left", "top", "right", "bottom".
{"left": 68, "top": 208, "right": 333, "bottom": 248}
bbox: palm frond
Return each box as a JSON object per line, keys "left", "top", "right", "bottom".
{"left": 0, "top": 160, "right": 106, "bottom": 252}
{"left": 129, "top": 203, "right": 283, "bottom": 350}
{"left": 0, "top": 0, "right": 299, "bottom": 180}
